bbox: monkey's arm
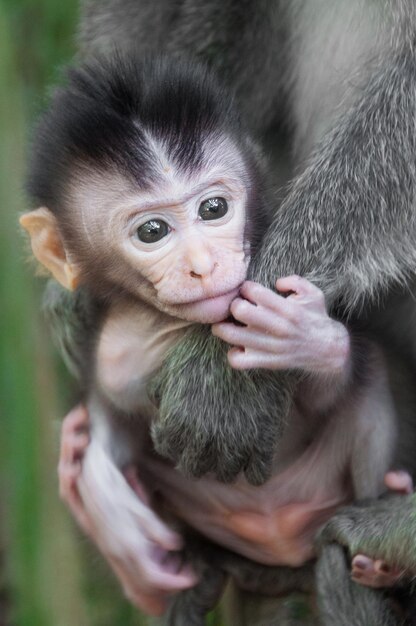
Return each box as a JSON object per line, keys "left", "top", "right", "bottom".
{"left": 251, "top": 44, "right": 416, "bottom": 307}
{"left": 153, "top": 41, "right": 416, "bottom": 484}
{"left": 43, "top": 280, "right": 100, "bottom": 384}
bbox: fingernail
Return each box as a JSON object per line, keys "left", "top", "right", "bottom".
{"left": 353, "top": 557, "right": 369, "bottom": 570}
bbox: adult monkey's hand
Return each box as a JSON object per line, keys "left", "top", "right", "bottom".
{"left": 58, "top": 405, "right": 198, "bottom": 616}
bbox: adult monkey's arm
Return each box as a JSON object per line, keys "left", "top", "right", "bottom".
{"left": 152, "top": 27, "right": 416, "bottom": 484}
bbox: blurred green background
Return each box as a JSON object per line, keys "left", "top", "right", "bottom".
{"left": 0, "top": 1, "right": 144, "bottom": 624}
{"left": 0, "top": 1, "right": 224, "bottom": 624}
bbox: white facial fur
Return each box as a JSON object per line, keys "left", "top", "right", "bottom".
{"left": 73, "top": 137, "right": 251, "bottom": 323}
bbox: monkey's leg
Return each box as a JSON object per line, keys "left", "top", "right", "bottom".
{"left": 219, "top": 553, "right": 316, "bottom": 626}
{"left": 223, "top": 587, "right": 319, "bottom": 626}
{"left": 349, "top": 472, "right": 413, "bottom": 589}
{"left": 218, "top": 552, "right": 314, "bottom": 597}
{"left": 164, "top": 560, "right": 226, "bottom": 626}
{"left": 165, "top": 541, "right": 315, "bottom": 626}
{"left": 151, "top": 325, "right": 296, "bottom": 485}
{"left": 316, "top": 543, "right": 399, "bottom": 626}
{"left": 319, "top": 495, "right": 416, "bottom": 576}
{"left": 351, "top": 555, "right": 406, "bottom": 589}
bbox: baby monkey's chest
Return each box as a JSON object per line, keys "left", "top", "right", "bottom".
{"left": 142, "top": 428, "right": 352, "bottom": 567}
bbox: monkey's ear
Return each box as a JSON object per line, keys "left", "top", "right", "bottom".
{"left": 19, "top": 207, "right": 80, "bottom": 291}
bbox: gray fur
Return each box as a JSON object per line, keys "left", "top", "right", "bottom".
{"left": 43, "top": 280, "right": 102, "bottom": 386}
{"left": 51, "top": 1, "right": 416, "bottom": 623}
{"left": 319, "top": 493, "right": 416, "bottom": 576}
{"left": 315, "top": 543, "right": 400, "bottom": 626}
{"left": 150, "top": 325, "right": 296, "bottom": 484}
{"left": 136, "top": 1, "right": 416, "bottom": 483}
{"left": 164, "top": 538, "right": 315, "bottom": 625}
{"left": 79, "top": 0, "right": 287, "bottom": 135}
{"left": 80, "top": 0, "right": 416, "bottom": 485}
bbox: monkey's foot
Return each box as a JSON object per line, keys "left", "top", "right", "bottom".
{"left": 351, "top": 555, "right": 406, "bottom": 588}
{"left": 349, "top": 471, "right": 412, "bottom": 588}
{"left": 319, "top": 471, "right": 416, "bottom": 590}
{"left": 151, "top": 326, "right": 297, "bottom": 485}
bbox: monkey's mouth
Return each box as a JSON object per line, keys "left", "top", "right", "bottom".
{"left": 175, "top": 287, "right": 241, "bottom": 323}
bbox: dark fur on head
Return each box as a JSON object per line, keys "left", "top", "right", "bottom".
{"left": 28, "top": 53, "right": 241, "bottom": 199}
{"left": 27, "top": 52, "right": 266, "bottom": 207}
{"left": 27, "top": 52, "right": 269, "bottom": 284}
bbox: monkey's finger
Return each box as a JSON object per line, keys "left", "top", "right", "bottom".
{"left": 61, "top": 432, "right": 90, "bottom": 464}
{"left": 62, "top": 404, "right": 90, "bottom": 436}
{"left": 276, "top": 275, "right": 324, "bottom": 302}
{"left": 124, "top": 465, "right": 151, "bottom": 505}
{"left": 124, "top": 470, "right": 183, "bottom": 550}
{"left": 58, "top": 468, "right": 93, "bottom": 534}
{"left": 122, "top": 549, "right": 198, "bottom": 593}
{"left": 127, "top": 494, "right": 185, "bottom": 551}
{"left": 240, "top": 281, "right": 295, "bottom": 313}
{"left": 139, "top": 513, "right": 185, "bottom": 552}
{"left": 58, "top": 458, "right": 82, "bottom": 493}
{"left": 227, "top": 347, "right": 291, "bottom": 370}
{"left": 140, "top": 562, "right": 198, "bottom": 593}
{"left": 128, "top": 488, "right": 183, "bottom": 550}
{"left": 227, "top": 299, "right": 291, "bottom": 334}
{"left": 109, "top": 557, "right": 169, "bottom": 615}
{"left": 213, "top": 323, "right": 285, "bottom": 353}
{"left": 60, "top": 405, "right": 90, "bottom": 463}
{"left": 351, "top": 555, "right": 404, "bottom": 588}
{"left": 384, "top": 470, "right": 413, "bottom": 495}
{"left": 67, "top": 498, "right": 94, "bottom": 536}
{"left": 114, "top": 553, "right": 197, "bottom": 615}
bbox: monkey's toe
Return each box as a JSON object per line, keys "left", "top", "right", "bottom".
{"left": 351, "top": 554, "right": 405, "bottom": 588}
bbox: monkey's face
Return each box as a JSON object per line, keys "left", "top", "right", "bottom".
{"left": 78, "top": 148, "right": 251, "bottom": 324}
{"left": 125, "top": 177, "right": 248, "bottom": 323}
{"left": 22, "top": 55, "right": 263, "bottom": 324}
{"left": 22, "top": 141, "right": 253, "bottom": 325}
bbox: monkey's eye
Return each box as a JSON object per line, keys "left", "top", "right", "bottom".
{"left": 136, "top": 219, "right": 170, "bottom": 243}
{"left": 198, "top": 197, "right": 228, "bottom": 221}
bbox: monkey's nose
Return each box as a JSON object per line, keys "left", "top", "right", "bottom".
{"left": 185, "top": 238, "right": 217, "bottom": 279}
{"left": 189, "top": 262, "right": 218, "bottom": 280}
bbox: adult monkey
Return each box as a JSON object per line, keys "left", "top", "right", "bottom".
{"left": 60, "top": 0, "right": 416, "bottom": 622}
{"left": 80, "top": 0, "right": 416, "bottom": 478}
{"left": 80, "top": 0, "right": 416, "bottom": 483}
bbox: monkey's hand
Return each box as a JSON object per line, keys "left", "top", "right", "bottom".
{"left": 150, "top": 324, "right": 296, "bottom": 485}
{"left": 213, "top": 275, "right": 349, "bottom": 373}
{"left": 318, "top": 472, "right": 416, "bottom": 590}
{"left": 58, "top": 406, "right": 198, "bottom": 616}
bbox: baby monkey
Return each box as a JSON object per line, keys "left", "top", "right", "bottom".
{"left": 22, "top": 52, "right": 403, "bottom": 624}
